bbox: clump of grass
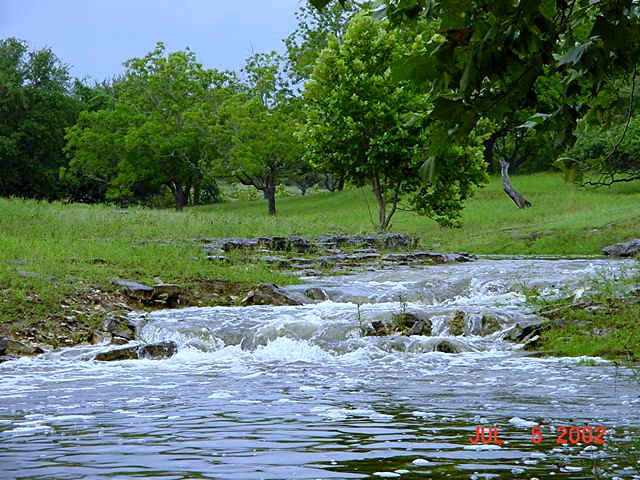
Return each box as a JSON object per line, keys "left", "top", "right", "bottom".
{"left": 531, "top": 263, "right": 640, "bottom": 362}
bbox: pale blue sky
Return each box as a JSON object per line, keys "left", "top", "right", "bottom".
{"left": 1, "top": 0, "right": 303, "bottom": 81}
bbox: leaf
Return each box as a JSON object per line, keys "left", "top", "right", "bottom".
{"left": 371, "top": 5, "right": 388, "bottom": 20}
{"left": 517, "top": 112, "right": 552, "bottom": 129}
{"left": 419, "top": 156, "right": 438, "bottom": 182}
{"left": 538, "top": 0, "right": 556, "bottom": 21}
{"left": 557, "top": 42, "right": 590, "bottom": 66}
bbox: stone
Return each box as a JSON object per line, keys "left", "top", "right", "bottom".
{"left": 241, "top": 283, "right": 305, "bottom": 306}
{"left": 304, "top": 287, "right": 330, "bottom": 301}
{"left": 94, "top": 345, "right": 138, "bottom": 361}
{"left": 433, "top": 339, "right": 462, "bottom": 353}
{"left": 447, "top": 310, "right": 466, "bottom": 336}
{"left": 138, "top": 341, "right": 178, "bottom": 359}
{"left": 101, "top": 314, "right": 136, "bottom": 342}
{"left": 18, "top": 271, "right": 57, "bottom": 281}
{"left": 363, "top": 320, "right": 388, "bottom": 336}
{"left": 152, "top": 284, "right": 183, "bottom": 306}
{"left": 392, "top": 312, "right": 420, "bottom": 334}
{"left": 205, "top": 255, "right": 230, "bottom": 263}
{"left": 504, "top": 322, "right": 543, "bottom": 344}
{"left": 94, "top": 341, "right": 177, "bottom": 361}
{"left": 602, "top": 239, "right": 640, "bottom": 257}
{"left": 412, "top": 252, "right": 448, "bottom": 264}
{"left": 408, "top": 319, "right": 433, "bottom": 336}
{"left": 112, "top": 278, "right": 154, "bottom": 301}
{"left": 479, "top": 315, "right": 503, "bottom": 336}
{"left": 221, "top": 238, "right": 259, "bottom": 251}
{"left": 0, "top": 338, "right": 43, "bottom": 356}
{"left": 382, "top": 253, "right": 414, "bottom": 263}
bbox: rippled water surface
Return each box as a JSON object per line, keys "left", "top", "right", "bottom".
{"left": 1, "top": 258, "right": 639, "bottom": 479}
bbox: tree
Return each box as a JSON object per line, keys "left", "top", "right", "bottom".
{"left": 0, "top": 38, "right": 81, "bottom": 199}
{"left": 302, "top": 15, "right": 489, "bottom": 229}
{"left": 65, "top": 43, "right": 233, "bottom": 210}
{"left": 559, "top": 106, "right": 640, "bottom": 186}
{"left": 308, "top": 1, "right": 640, "bottom": 208}
{"left": 285, "top": 1, "right": 359, "bottom": 83}
{"left": 218, "top": 53, "right": 302, "bottom": 216}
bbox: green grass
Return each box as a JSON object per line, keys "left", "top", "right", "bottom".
{"left": 1, "top": 172, "right": 639, "bottom": 347}
{"left": 198, "top": 172, "right": 640, "bottom": 254}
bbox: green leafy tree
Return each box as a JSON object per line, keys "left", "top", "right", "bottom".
{"left": 0, "top": 38, "right": 81, "bottom": 199}
{"left": 285, "top": 1, "right": 358, "bottom": 83}
{"left": 65, "top": 43, "right": 233, "bottom": 209}
{"left": 218, "top": 52, "right": 302, "bottom": 216}
{"left": 310, "top": 0, "right": 640, "bottom": 157}
{"left": 302, "top": 15, "right": 488, "bottom": 229}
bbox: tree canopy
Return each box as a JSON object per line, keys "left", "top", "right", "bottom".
{"left": 217, "top": 52, "right": 303, "bottom": 216}
{"left": 309, "top": 0, "right": 640, "bottom": 187}
{"left": 65, "top": 43, "right": 234, "bottom": 209}
{"left": 0, "top": 38, "right": 82, "bottom": 199}
{"left": 303, "top": 14, "right": 489, "bottom": 229}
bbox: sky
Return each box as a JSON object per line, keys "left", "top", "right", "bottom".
{"left": 1, "top": 0, "right": 303, "bottom": 82}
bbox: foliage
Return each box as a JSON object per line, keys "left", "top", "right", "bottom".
{"left": 302, "top": 14, "right": 488, "bottom": 229}
{"left": 558, "top": 98, "right": 640, "bottom": 186}
{"left": 0, "top": 38, "right": 82, "bottom": 200}
{"left": 65, "top": 43, "right": 232, "bottom": 210}
{"left": 285, "top": 1, "right": 358, "bottom": 83}
{"left": 217, "top": 52, "right": 303, "bottom": 215}
{"left": 307, "top": 1, "right": 640, "bottom": 198}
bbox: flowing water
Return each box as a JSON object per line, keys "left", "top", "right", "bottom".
{"left": 1, "top": 258, "right": 639, "bottom": 480}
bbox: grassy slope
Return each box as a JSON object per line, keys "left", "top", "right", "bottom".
{"left": 1, "top": 172, "right": 638, "bottom": 351}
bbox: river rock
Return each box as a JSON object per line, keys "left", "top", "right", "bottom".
{"left": 94, "top": 341, "right": 177, "bottom": 361}
{"left": 602, "top": 239, "right": 640, "bottom": 257}
{"left": 0, "top": 337, "right": 44, "bottom": 357}
{"left": 101, "top": 314, "right": 137, "bottom": 343}
{"left": 408, "top": 319, "right": 433, "bottom": 336}
{"left": 138, "top": 342, "right": 178, "bottom": 359}
{"left": 304, "top": 287, "right": 329, "bottom": 301}
{"left": 479, "top": 315, "right": 503, "bottom": 336}
{"left": 447, "top": 310, "right": 466, "bottom": 336}
{"left": 504, "top": 322, "right": 543, "bottom": 344}
{"left": 241, "top": 283, "right": 305, "bottom": 306}
{"left": 433, "top": 339, "right": 463, "bottom": 353}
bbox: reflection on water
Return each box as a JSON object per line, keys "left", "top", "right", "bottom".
{"left": 0, "top": 259, "right": 638, "bottom": 479}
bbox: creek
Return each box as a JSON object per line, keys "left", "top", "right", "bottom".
{"left": 1, "top": 258, "right": 639, "bottom": 479}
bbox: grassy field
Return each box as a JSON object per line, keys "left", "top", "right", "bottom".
{"left": 1, "top": 172, "right": 639, "bottom": 350}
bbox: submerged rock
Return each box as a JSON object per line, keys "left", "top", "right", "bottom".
{"left": 362, "top": 313, "right": 432, "bottom": 337}
{"left": 94, "top": 341, "right": 177, "bottom": 361}
{"left": 433, "top": 339, "right": 463, "bottom": 353}
{"left": 408, "top": 319, "right": 433, "bottom": 336}
{"left": 602, "top": 239, "right": 640, "bottom": 257}
{"left": 479, "top": 315, "right": 503, "bottom": 336}
{"left": 304, "top": 287, "right": 330, "bottom": 301}
{"left": 241, "top": 283, "right": 305, "bottom": 306}
{"left": 447, "top": 310, "right": 466, "bottom": 336}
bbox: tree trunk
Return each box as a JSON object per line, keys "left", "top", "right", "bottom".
{"left": 500, "top": 160, "right": 532, "bottom": 208}
{"left": 168, "top": 182, "right": 189, "bottom": 211}
{"left": 265, "top": 184, "right": 277, "bottom": 216}
{"left": 372, "top": 176, "right": 390, "bottom": 231}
